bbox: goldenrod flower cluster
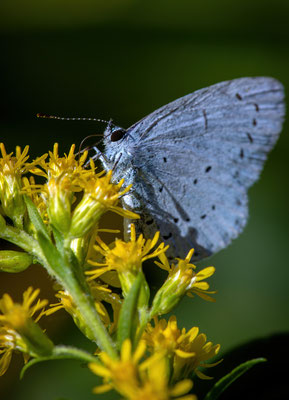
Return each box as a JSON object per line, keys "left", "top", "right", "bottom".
{"left": 0, "top": 143, "right": 220, "bottom": 399}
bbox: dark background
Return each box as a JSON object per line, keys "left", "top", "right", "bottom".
{"left": 1, "top": 1, "right": 289, "bottom": 399}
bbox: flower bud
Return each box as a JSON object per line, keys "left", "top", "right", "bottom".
{"left": 46, "top": 176, "right": 73, "bottom": 234}
{"left": 0, "top": 250, "right": 33, "bottom": 273}
{"left": 0, "top": 173, "right": 26, "bottom": 226}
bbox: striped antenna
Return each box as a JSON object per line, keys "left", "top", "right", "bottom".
{"left": 36, "top": 113, "right": 110, "bottom": 125}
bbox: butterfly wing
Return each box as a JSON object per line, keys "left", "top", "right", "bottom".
{"left": 113, "top": 77, "right": 285, "bottom": 260}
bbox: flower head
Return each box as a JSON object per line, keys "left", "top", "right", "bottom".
{"left": 89, "top": 339, "right": 196, "bottom": 400}
{"left": 143, "top": 316, "right": 221, "bottom": 381}
{"left": 151, "top": 250, "right": 216, "bottom": 316}
{"left": 87, "top": 224, "right": 168, "bottom": 297}
{"left": 0, "top": 287, "right": 52, "bottom": 375}
{"left": 29, "top": 143, "right": 89, "bottom": 181}
{"left": 173, "top": 326, "right": 221, "bottom": 380}
{"left": 89, "top": 338, "right": 147, "bottom": 396}
{"left": 28, "top": 143, "right": 93, "bottom": 235}
{"left": 69, "top": 170, "right": 139, "bottom": 238}
{"left": 27, "top": 143, "right": 139, "bottom": 237}
{"left": 46, "top": 282, "right": 122, "bottom": 339}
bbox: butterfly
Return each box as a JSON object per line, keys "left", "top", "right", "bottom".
{"left": 95, "top": 77, "right": 285, "bottom": 261}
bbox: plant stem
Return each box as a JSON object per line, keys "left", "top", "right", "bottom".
{"left": 53, "top": 345, "right": 100, "bottom": 363}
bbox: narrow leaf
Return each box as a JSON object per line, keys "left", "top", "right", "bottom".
{"left": 117, "top": 273, "right": 143, "bottom": 349}
{"left": 20, "top": 345, "right": 99, "bottom": 379}
{"left": 36, "top": 231, "right": 70, "bottom": 279}
{"left": 51, "top": 225, "right": 64, "bottom": 253}
{"left": 204, "top": 358, "right": 266, "bottom": 400}
{"left": 24, "top": 195, "right": 50, "bottom": 240}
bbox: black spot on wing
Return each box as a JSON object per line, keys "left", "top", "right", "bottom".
{"left": 205, "top": 166, "right": 212, "bottom": 173}
{"left": 163, "top": 232, "right": 172, "bottom": 240}
{"left": 202, "top": 109, "right": 208, "bottom": 130}
{"left": 193, "top": 179, "right": 198, "bottom": 185}
{"left": 236, "top": 93, "right": 242, "bottom": 100}
{"left": 235, "top": 218, "right": 241, "bottom": 226}
{"left": 247, "top": 133, "right": 254, "bottom": 143}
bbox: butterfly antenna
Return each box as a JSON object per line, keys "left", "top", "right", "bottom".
{"left": 36, "top": 113, "right": 116, "bottom": 125}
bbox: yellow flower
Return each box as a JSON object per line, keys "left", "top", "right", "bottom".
{"left": 135, "top": 356, "right": 196, "bottom": 400}
{"left": 27, "top": 143, "right": 139, "bottom": 237}
{"left": 29, "top": 143, "right": 89, "bottom": 181}
{"left": 143, "top": 316, "right": 180, "bottom": 355}
{"left": 151, "top": 250, "right": 216, "bottom": 316}
{"left": 0, "top": 287, "right": 52, "bottom": 375}
{"left": 89, "top": 339, "right": 196, "bottom": 400}
{"left": 46, "top": 283, "right": 122, "bottom": 339}
{"left": 0, "top": 143, "right": 47, "bottom": 227}
{"left": 0, "top": 326, "right": 29, "bottom": 376}
{"left": 143, "top": 316, "right": 221, "bottom": 381}
{"left": 89, "top": 338, "right": 146, "bottom": 396}
{"left": 173, "top": 327, "right": 221, "bottom": 381}
{"left": 45, "top": 289, "right": 97, "bottom": 341}
{"left": 69, "top": 170, "right": 139, "bottom": 238}
{"left": 0, "top": 287, "right": 48, "bottom": 327}
{"left": 28, "top": 143, "right": 92, "bottom": 235}
{"left": 87, "top": 224, "right": 168, "bottom": 296}
{"left": 89, "top": 281, "right": 122, "bottom": 333}
{"left": 158, "top": 249, "right": 216, "bottom": 300}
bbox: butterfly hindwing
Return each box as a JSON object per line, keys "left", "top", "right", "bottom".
{"left": 104, "top": 77, "right": 285, "bottom": 260}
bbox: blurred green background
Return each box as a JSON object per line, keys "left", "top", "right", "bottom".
{"left": 1, "top": 0, "right": 289, "bottom": 399}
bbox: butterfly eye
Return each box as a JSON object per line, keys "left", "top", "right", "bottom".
{"left": 110, "top": 128, "right": 126, "bottom": 142}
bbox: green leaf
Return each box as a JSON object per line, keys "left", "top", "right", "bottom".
{"left": 204, "top": 358, "right": 266, "bottom": 400}
{"left": 117, "top": 272, "right": 143, "bottom": 349}
{"left": 24, "top": 195, "right": 50, "bottom": 240}
{"left": 51, "top": 224, "right": 64, "bottom": 253}
{"left": 20, "top": 345, "right": 99, "bottom": 379}
{"left": 36, "top": 230, "right": 69, "bottom": 279}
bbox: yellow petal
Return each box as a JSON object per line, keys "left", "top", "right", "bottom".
{"left": 88, "top": 362, "right": 111, "bottom": 378}
{"left": 170, "top": 379, "right": 193, "bottom": 396}
{"left": 92, "top": 383, "right": 113, "bottom": 394}
{"left": 175, "top": 349, "right": 196, "bottom": 359}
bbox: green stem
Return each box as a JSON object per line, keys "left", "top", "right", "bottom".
{"left": 0, "top": 224, "right": 40, "bottom": 253}
{"left": 135, "top": 309, "right": 151, "bottom": 346}
{"left": 36, "top": 232, "right": 118, "bottom": 359}
{"left": 60, "top": 271, "right": 117, "bottom": 358}
{"left": 53, "top": 345, "right": 100, "bottom": 363}
{"left": 0, "top": 224, "right": 61, "bottom": 279}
